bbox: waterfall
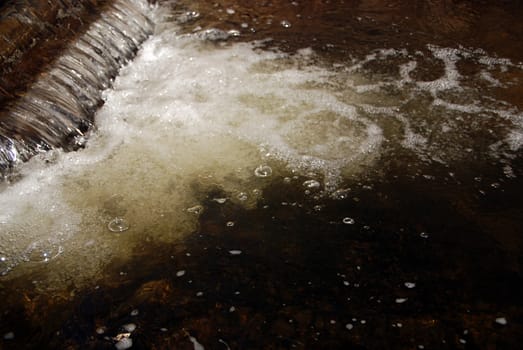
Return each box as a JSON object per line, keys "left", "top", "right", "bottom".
{"left": 0, "top": 0, "right": 154, "bottom": 181}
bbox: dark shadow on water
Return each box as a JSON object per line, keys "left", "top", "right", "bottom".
{"left": 2, "top": 164, "right": 522, "bottom": 349}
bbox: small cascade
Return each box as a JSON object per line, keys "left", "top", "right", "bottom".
{"left": 0, "top": 0, "right": 154, "bottom": 181}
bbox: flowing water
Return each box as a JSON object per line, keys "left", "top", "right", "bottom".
{"left": 0, "top": 0, "right": 154, "bottom": 178}
{"left": 1, "top": 0, "right": 523, "bottom": 348}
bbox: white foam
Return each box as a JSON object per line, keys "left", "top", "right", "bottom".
{"left": 506, "top": 130, "right": 523, "bottom": 151}
{"left": 417, "top": 46, "right": 462, "bottom": 94}
{"left": 0, "top": 16, "right": 383, "bottom": 286}
{"left": 480, "top": 71, "right": 502, "bottom": 87}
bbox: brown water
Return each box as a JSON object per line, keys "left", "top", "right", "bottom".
{"left": 1, "top": 1, "right": 523, "bottom": 349}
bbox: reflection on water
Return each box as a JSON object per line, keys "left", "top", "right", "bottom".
{"left": 173, "top": 0, "right": 523, "bottom": 61}
{"left": 1, "top": 0, "right": 523, "bottom": 348}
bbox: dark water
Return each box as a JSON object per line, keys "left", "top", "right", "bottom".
{"left": 1, "top": 1, "right": 523, "bottom": 349}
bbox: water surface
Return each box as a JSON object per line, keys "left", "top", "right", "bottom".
{"left": 1, "top": 0, "right": 522, "bottom": 348}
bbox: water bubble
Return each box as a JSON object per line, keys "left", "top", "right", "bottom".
{"left": 303, "top": 179, "right": 321, "bottom": 189}
{"left": 219, "top": 339, "right": 231, "bottom": 350}
{"left": 331, "top": 188, "right": 350, "bottom": 200}
{"left": 229, "top": 250, "right": 242, "bottom": 255}
{"left": 176, "top": 270, "right": 186, "bottom": 277}
{"left": 346, "top": 323, "right": 354, "bottom": 330}
{"left": 178, "top": 11, "right": 200, "bottom": 24}
{"left": 254, "top": 165, "right": 273, "bottom": 178}
{"left": 281, "top": 20, "right": 292, "bottom": 28}
{"left": 115, "top": 337, "right": 133, "bottom": 350}
{"left": 187, "top": 205, "right": 204, "bottom": 215}
{"left": 227, "top": 29, "right": 241, "bottom": 37}
{"left": 343, "top": 217, "right": 355, "bottom": 225}
{"left": 188, "top": 335, "right": 205, "bottom": 350}
{"left": 395, "top": 298, "right": 408, "bottom": 304}
{"left": 199, "top": 28, "right": 232, "bottom": 41}
{"left": 226, "top": 221, "right": 235, "bottom": 227}
{"left": 503, "top": 165, "right": 516, "bottom": 178}
{"left": 495, "top": 317, "right": 507, "bottom": 325}
{"left": 108, "top": 217, "right": 130, "bottom": 232}
{"left": 122, "top": 323, "right": 136, "bottom": 333}
{"left": 419, "top": 232, "right": 429, "bottom": 238}
{"left": 24, "top": 240, "right": 64, "bottom": 262}
{"left": 226, "top": 8, "right": 235, "bottom": 15}
{"left": 404, "top": 282, "right": 416, "bottom": 289}
{"left": 213, "top": 198, "right": 227, "bottom": 204}
{"left": 0, "top": 256, "right": 12, "bottom": 276}
{"left": 283, "top": 177, "right": 292, "bottom": 184}
{"left": 130, "top": 309, "right": 139, "bottom": 316}
{"left": 237, "top": 192, "right": 248, "bottom": 201}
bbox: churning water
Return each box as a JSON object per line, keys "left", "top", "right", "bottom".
{"left": 1, "top": 0, "right": 523, "bottom": 348}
